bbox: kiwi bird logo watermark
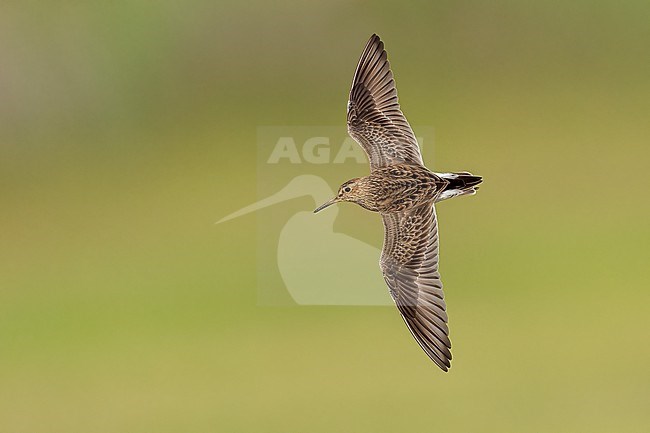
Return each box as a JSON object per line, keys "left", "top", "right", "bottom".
{"left": 216, "top": 126, "right": 433, "bottom": 306}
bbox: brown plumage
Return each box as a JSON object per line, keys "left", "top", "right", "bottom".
{"left": 314, "top": 34, "right": 482, "bottom": 372}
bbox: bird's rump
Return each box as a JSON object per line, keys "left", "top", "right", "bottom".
{"left": 380, "top": 203, "right": 452, "bottom": 371}
{"left": 347, "top": 34, "right": 423, "bottom": 170}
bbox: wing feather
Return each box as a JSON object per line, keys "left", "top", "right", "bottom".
{"left": 347, "top": 34, "right": 423, "bottom": 170}
{"left": 380, "top": 204, "right": 452, "bottom": 371}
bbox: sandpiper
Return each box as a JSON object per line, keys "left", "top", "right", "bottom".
{"left": 314, "top": 34, "right": 482, "bottom": 371}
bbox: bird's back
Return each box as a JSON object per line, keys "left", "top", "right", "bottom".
{"left": 365, "top": 164, "right": 444, "bottom": 213}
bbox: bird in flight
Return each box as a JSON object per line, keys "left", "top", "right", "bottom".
{"left": 314, "top": 34, "right": 482, "bottom": 371}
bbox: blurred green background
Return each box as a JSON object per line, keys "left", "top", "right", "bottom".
{"left": 1, "top": 1, "right": 649, "bottom": 432}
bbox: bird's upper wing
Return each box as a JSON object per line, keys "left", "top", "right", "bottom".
{"left": 347, "top": 34, "right": 424, "bottom": 171}
{"left": 380, "top": 203, "right": 452, "bottom": 371}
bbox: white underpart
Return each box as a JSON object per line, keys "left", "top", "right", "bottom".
{"left": 437, "top": 188, "right": 477, "bottom": 202}
{"left": 437, "top": 189, "right": 462, "bottom": 201}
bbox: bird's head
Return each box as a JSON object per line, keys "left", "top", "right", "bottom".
{"left": 313, "top": 178, "right": 362, "bottom": 213}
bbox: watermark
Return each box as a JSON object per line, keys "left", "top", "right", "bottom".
{"left": 217, "top": 126, "right": 434, "bottom": 305}
{"left": 266, "top": 136, "right": 366, "bottom": 164}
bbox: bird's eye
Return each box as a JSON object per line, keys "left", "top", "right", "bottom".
{"left": 343, "top": 187, "right": 351, "bottom": 193}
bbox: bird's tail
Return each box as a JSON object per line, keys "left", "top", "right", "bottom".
{"left": 435, "top": 172, "right": 483, "bottom": 203}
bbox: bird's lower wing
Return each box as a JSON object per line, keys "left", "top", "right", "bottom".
{"left": 380, "top": 204, "right": 452, "bottom": 371}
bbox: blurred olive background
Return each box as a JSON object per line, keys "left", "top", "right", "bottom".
{"left": 1, "top": 1, "right": 649, "bottom": 432}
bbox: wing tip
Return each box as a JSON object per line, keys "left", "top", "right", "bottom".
{"left": 430, "top": 351, "right": 452, "bottom": 372}
{"left": 364, "top": 33, "right": 384, "bottom": 53}
{"left": 399, "top": 312, "right": 453, "bottom": 372}
{"left": 418, "top": 342, "right": 451, "bottom": 373}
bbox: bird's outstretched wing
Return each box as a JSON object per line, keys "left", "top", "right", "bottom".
{"left": 347, "top": 34, "right": 423, "bottom": 171}
{"left": 380, "top": 203, "right": 452, "bottom": 371}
